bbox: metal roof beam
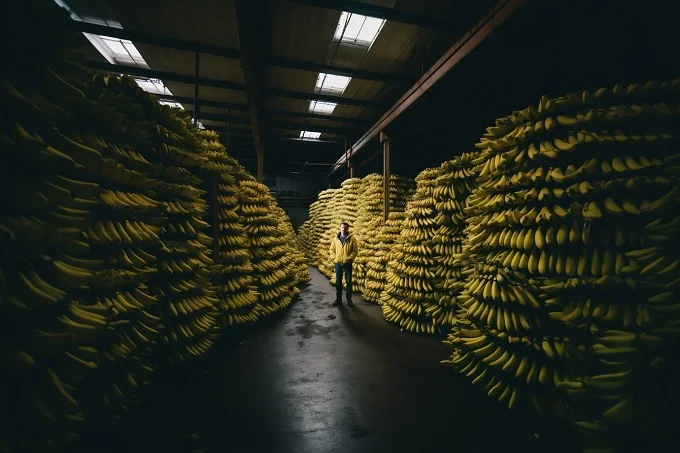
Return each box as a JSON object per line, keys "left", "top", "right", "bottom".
{"left": 177, "top": 101, "right": 365, "bottom": 125}
{"left": 84, "top": 60, "right": 246, "bottom": 91}
{"left": 267, "top": 57, "right": 411, "bottom": 84}
{"left": 189, "top": 111, "right": 356, "bottom": 135}
{"left": 86, "top": 60, "right": 381, "bottom": 108}
{"left": 331, "top": 0, "right": 526, "bottom": 174}
{"left": 272, "top": 121, "right": 356, "bottom": 136}
{"left": 283, "top": 0, "right": 450, "bottom": 30}
{"left": 270, "top": 88, "right": 384, "bottom": 108}
{"left": 155, "top": 95, "right": 249, "bottom": 111}
{"left": 269, "top": 109, "right": 368, "bottom": 125}
{"left": 68, "top": 20, "right": 403, "bottom": 84}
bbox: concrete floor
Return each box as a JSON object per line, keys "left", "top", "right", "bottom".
{"left": 102, "top": 267, "right": 575, "bottom": 453}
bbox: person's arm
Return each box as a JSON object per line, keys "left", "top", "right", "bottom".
{"left": 347, "top": 237, "right": 358, "bottom": 262}
{"left": 329, "top": 239, "right": 335, "bottom": 261}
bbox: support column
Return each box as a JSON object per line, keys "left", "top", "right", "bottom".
{"left": 380, "top": 131, "right": 390, "bottom": 222}
{"left": 349, "top": 165, "right": 355, "bottom": 178}
{"left": 257, "top": 147, "right": 264, "bottom": 183}
{"left": 193, "top": 51, "right": 200, "bottom": 125}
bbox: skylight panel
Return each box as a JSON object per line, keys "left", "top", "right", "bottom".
{"left": 334, "top": 12, "right": 385, "bottom": 47}
{"left": 357, "top": 17, "right": 384, "bottom": 43}
{"left": 123, "top": 42, "right": 143, "bottom": 58}
{"left": 315, "top": 73, "right": 351, "bottom": 95}
{"left": 309, "top": 101, "right": 337, "bottom": 115}
{"left": 134, "top": 78, "right": 173, "bottom": 96}
{"left": 98, "top": 36, "right": 149, "bottom": 68}
{"left": 159, "top": 100, "right": 184, "bottom": 109}
{"left": 300, "top": 131, "right": 321, "bottom": 140}
{"left": 344, "top": 14, "right": 365, "bottom": 40}
{"left": 101, "top": 37, "right": 127, "bottom": 54}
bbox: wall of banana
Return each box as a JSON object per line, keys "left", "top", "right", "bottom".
{"left": 380, "top": 167, "right": 443, "bottom": 334}
{"left": 362, "top": 211, "right": 407, "bottom": 303}
{"left": 295, "top": 173, "right": 415, "bottom": 289}
{"left": 198, "top": 132, "right": 260, "bottom": 327}
{"left": 272, "top": 204, "right": 312, "bottom": 286}
{"left": 381, "top": 155, "right": 477, "bottom": 335}
{"left": 444, "top": 80, "right": 680, "bottom": 451}
{"left": 353, "top": 174, "right": 415, "bottom": 294}
{"left": 1, "top": 5, "right": 307, "bottom": 451}
{"left": 238, "top": 181, "right": 304, "bottom": 315}
{"left": 297, "top": 79, "right": 680, "bottom": 451}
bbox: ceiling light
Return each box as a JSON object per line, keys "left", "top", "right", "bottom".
{"left": 309, "top": 100, "right": 337, "bottom": 114}
{"left": 315, "top": 73, "right": 351, "bottom": 95}
{"left": 334, "top": 11, "right": 385, "bottom": 47}
{"left": 300, "top": 131, "right": 321, "bottom": 140}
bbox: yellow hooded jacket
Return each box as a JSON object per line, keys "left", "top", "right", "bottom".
{"left": 329, "top": 232, "right": 358, "bottom": 264}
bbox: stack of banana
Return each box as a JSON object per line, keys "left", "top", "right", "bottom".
{"left": 363, "top": 211, "right": 408, "bottom": 303}
{"left": 354, "top": 174, "right": 416, "bottom": 298}
{"left": 444, "top": 80, "right": 680, "bottom": 452}
{"left": 317, "top": 188, "right": 343, "bottom": 281}
{"left": 352, "top": 174, "right": 383, "bottom": 293}
{"left": 0, "top": 4, "right": 167, "bottom": 448}
{"left": 272, "top": 204, "right": 311, "bottom": 285}
{"left": 390, "top": 175, "right": 418, "bottom": 213}
{"left": 380, "top": 167, "right": 444, "bottom": 334}
{"left": 295, "top": 220, "right": 314, "bottom": 264}
{"left": 87, "top": 78, "right": 222, "bottom": 367}
{"left": 238, "top": 181, "right": 301, "bottom": 314}
{"left": 424, "top": 154, "right": 478, "bottom": 330}
{"left": 297, "top": 196, "right": 326, "bottom": 265}
{"left": 74, "top": 79, "right": 169, "bottom": 422}
{"left": 1, "top": 55, "right": 107, "bottom": 452}
{"left": 338, "top": 178, "right": 362, "bottom": 227}
{"left": 198, "top": 131, "right": 260, "bottom": 326}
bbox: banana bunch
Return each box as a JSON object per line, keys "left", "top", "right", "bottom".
{"left": 0, "top": 29, "right": 130, "bottom": 450}
{"left": 420, "top": 154, "right": 479, "bottom": 330}
{"left": 444, "top": 79, "right": 680, "bottom": 452}
{"left": 351, "top": 174, "right": 416, "bottom": 294}
{"left": 195, "top": 134, "right": 262, "bottom": 327}
{"left": 338, "top": 178, "right": 363, "bottom": 228}
{"left": 361, "top": 211, "right": 408, "bottom": 303}
{"left": 381, "top": 167, "right": 444, "bottom": 334}
{"left": 238, "top": 181, "right": 300, "bottom": 314}
{"left": 86, "top": 73, "right": 220, "bottom": 368}
{"left": 272, "top": 205, "right": 311, "bottom": 286}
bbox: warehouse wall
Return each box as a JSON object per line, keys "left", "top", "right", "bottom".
{"left": 266, "top": 174, "right": 324, "bottom": 196}
{"left": 284, "top": 207, "right": 310, "bottom": 230}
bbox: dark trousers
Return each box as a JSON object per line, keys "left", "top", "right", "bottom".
{"left": 334, "top": 263, "right": 353, "bottom": 301}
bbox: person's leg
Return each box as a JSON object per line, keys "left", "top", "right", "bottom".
{"left": 345, "top": 263, "right": 353, "bottom": 306}
{"left": 333, "top": 263, "right": 343, "bottom": 305}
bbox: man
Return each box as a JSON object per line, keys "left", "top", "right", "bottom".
{"left": 328, "top": 221, "right": 358, "bottom": 307}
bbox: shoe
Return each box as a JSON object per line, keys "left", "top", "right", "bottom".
{"left": 346, "top": 299, "right": 354, "bottom": 307}
{"left": 332, "top": 300, "right": 342, "bottom": 307}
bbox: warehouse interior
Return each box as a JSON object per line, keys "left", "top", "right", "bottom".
{"left": 2, "top": 0, "right": 679, "bottom": 452}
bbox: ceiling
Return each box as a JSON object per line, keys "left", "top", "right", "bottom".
{"left": 58, "top": 0, "right": 499, "bottom": 177}
{"left": 58, "top": 0, "right": 679, "bottom": 184}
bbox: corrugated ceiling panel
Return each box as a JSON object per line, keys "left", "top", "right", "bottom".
{"left": 164, "top": 84, "right": 249, "bottom": 105}
{"left": 267, "top": 2, "right": 340, "bottom": 63}
{"left": 105, "top": 0, "right": 239, "bottom": 49}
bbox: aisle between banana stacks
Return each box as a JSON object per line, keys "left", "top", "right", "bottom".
{"left": 87, "top": 268, "right": 576, "bottom": 453}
